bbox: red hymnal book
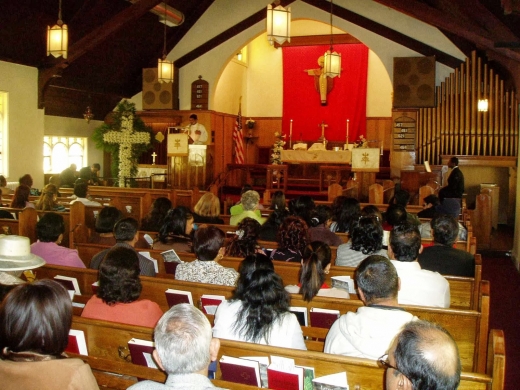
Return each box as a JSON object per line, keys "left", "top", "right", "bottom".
{"left": 267, "top": 365, "right": 303, "bottom": 390}
{"left": 310, "top": 308, "right": 340, "bottom": 329}
{"left": 65, "top": 330, "right": 88, "bottom": 356}
{"left": 219, "top": 356, "right": 261, "bottom": 387}
{"left": 91, "top": 281, "right": 99, "bottom": 294}
{"left": 54, "top": 275, "right": 81, "bottom": 295}
{"left": 165, "top": 289, "right": 193, "bottom": 307}
{"left": 127, "top": 339, "right": 158, "bottom": 369}
{"left": 163, "top": 261, "right": 179, "bottom": 275}
{"left": 200, "top": 295, "right": 225, "bottom": 315}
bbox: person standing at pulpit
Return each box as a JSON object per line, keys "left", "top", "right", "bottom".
{"left": 439, "top": 157, "right": 464, "bottom": 202}
{"left": 187, "top": 114, "right": 208, "bottom": 145}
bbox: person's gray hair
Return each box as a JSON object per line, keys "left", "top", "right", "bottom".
{"left": 241, "top": 190, "right": 260, "bottom": 211}
{"left": 154, "top": 304, "right": 212, "bottom": 375}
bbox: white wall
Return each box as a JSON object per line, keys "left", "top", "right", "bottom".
{"left": 0, "top": 61, "right": 44, "bottom": 188}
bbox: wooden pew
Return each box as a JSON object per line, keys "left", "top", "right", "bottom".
{"left": 35, "top": 264, "right": 489, "bottom": 373}
{"left": 68, "top": 315, "right": 504, "bottom": 390}
{"left": 74, "top": 243, "right": 482, "bottom": 311}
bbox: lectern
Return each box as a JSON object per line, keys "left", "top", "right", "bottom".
{"left": 351, "top": 148, "right": 380, "bottom": 201}
{"left": 167, "top": 133, "right": 211, "bottom": 188}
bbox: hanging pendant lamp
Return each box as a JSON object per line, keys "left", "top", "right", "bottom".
{"left": 266, "top": 2, "right": 291, "bottom": 45}
{"left": 47, "top": 0, "right": 68, "bottom": 59}
{"left": 158, "top": 5, "right": 174, "bottom": 83}
{"left": 323, "top": 0, "right": 341, "bottom": 78}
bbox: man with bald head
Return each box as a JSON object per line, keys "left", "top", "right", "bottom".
{"left": 382, "top": 320, "right": 461, "bottom": 390}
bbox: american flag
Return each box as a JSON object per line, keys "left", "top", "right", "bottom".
{"left": 233, "top": 105, "right": 245, "bottom": 164}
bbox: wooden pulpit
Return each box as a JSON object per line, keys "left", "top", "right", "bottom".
{"left": 167, "top": 133, "right": 212, "bottom": 189}
{"left": 351, "top": 148, "right": 380, "bottom": 201}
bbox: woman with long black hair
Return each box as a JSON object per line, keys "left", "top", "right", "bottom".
{"left": 212, "top": 266, "right": 306, "bottom": 350}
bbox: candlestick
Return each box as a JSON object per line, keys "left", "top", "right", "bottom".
{"left": 289, "top": 119, "right": 293, "bottom": 148}
{"left": 346, "top": 119, "right": 350, "bottom": 143}
{"left": 380, "top": 139, "right": 384, "bottom": 155}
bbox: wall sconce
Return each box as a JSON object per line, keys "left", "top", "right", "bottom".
{"left": 47, "top": 0, "right": 68, "bottom": 59}
{"left": 478, "top": 99, "right": 489, "bottom": 112}
{"left": 266, "top": 3, "right": 291, "bottom": 45}
{"left": 237, "top": 51, "right": 243, "bottom": 61}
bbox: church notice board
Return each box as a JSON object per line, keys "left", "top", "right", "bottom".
{"left": 393, "top": 113, "right": 416, "bottom": 151}
{"left": 191, "top": 77, "right": 208, "bottom": 110}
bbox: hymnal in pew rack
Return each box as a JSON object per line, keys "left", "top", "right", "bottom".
{"left": 165, "top": 289, "right": 193, "bottom": 307}
{"left": 310, "top": 308, "right": 340, "bottom": 329}
{"left": 200, "top": 294, "right": 225, "bottom": 315}
{"left": 54, "top": 275, "right": 81, "bottom": 295}
{"left": 128, "top": 338, "right": 158, "bottom": 369}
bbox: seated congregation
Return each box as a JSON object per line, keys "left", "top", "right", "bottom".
{"left": 0, "top": 181, "right": 496, "bottom": 390}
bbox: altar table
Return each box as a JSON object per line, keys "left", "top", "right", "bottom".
{"left": 281, "top": 150, "right": 352, "bottom": 164}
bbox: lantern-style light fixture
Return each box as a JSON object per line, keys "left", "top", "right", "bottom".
{"left": 47, "top": 0, "right": 68, "bottom": 59}
{"left": 323, "top": 0, "right": 341, "bottom": 78}
{"left": 158, "top": 5, "right": 174, "bottom": 83}
{"left": 478, "top": 99, "right": 489, "bottom": 112}
{"left": 266, "top": 3, "right": 291, "bottom": 45}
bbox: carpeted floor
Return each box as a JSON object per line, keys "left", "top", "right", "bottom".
{"left": 481, "top": 253, "right": 519, "bottom": 390}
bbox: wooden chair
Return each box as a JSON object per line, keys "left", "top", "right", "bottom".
{"left": 368, "top": 183, "right": 383, "bottom": 204}
{"left": 342, "top": 179, "right": 359, "bottom": 199}
{"left": 418, "top": 184, "right": 435, "bottom": 206}
{"left": 382, "top": 179, "right": 395, "bottom": 203}
{"left": 327, "top": 183, "right": 343, "bottom": 202}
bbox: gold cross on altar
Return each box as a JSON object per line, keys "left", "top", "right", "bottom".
{"left": 151, "top": 152, "right": 157, "bottom": 165}
{"left": 319, "top": 121, "right": 328, "bottom": 140}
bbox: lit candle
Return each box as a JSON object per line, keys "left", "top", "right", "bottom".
{"left": 380, "top": 139, "right": 384, "bottom": 155}
{"left": 346, "top": 119, "right": 350, "bottom": 142}
{"left": 290, "top": 119, "right": 293, "bottom": 138}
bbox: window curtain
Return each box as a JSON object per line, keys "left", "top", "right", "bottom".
{"left": 282, "top": 43, "right": 368, "bottom": 143}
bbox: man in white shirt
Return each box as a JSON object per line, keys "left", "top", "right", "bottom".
{"left": 187, "top": 114, "right": 208, "bottom": 144}
{"left": 388, "top": 221, "right": 450, "bottom": 308}
{"left": 325, "top": 255, "right": 417, "bottom": 359}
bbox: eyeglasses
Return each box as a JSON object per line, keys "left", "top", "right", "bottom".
{"left": 377, "top": 354, "right": 399, "bottom": 371}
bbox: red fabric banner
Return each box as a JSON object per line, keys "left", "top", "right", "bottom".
{"left": 282, "top": 43, "right": 368, "bottom": 143}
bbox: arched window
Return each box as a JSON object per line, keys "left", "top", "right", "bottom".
{"left": 43, "top": 136, "right": 87, "bottom": 173}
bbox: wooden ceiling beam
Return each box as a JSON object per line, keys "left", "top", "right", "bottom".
{"left": 301, "top": 0, "right": 462, "bottom": 68}
{"left": 274, "top": 34, "right": 361, "bottom": 48}
{"left": 38, "top": 0, "right": 164, "bottom": 109}
{"left": 372, "top": 0, "right": 520, "bottom": 63}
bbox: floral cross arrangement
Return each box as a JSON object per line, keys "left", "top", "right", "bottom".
{"left": 92, "top": 100, "right": 155, "bottom": 187}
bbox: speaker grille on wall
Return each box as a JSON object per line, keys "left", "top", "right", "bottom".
{"left": 142, "top": 68, "right": 174, "bottom": 110}
{"left": 393, "top": 56, "right": 436, "bottom": 108}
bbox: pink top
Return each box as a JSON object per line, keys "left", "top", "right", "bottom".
{"left": 30, "top": 241, "right": 85, "bottom": 268}
{"left": 81, "top": 295, "right": 163, "bottom": 328}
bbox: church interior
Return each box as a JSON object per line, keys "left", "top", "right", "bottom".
{"left": 1, "top": 0, "right": 520, "bottom": 389}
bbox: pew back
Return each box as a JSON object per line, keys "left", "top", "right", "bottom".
{"left": 35, "top": 264, "right": 489, "bottom": 372}
{"left": 69, "top": 315, "right": 500, "bottom": 390}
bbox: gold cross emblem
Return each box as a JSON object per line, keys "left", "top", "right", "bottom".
{"left": 362, "top": 152, "right": 370, "bottom": 165}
